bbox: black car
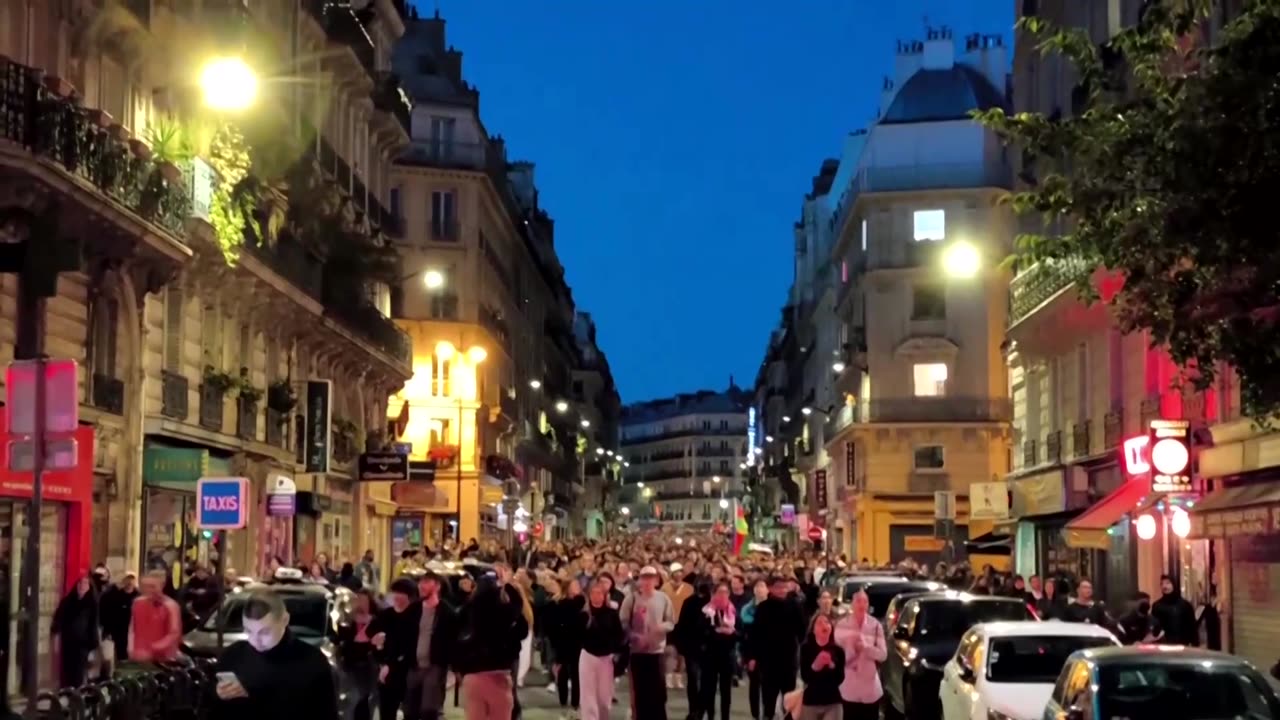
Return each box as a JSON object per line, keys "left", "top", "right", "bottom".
{"left": 881, "top": 587, "right": 946, "bottom": 631}
{"left": 840, "top": 576, "right": 944, "bottom": 619}
{"left": 882, "top": 592, "right": 1035, "bottom": 719}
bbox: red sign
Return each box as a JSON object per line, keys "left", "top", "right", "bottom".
{"left": 532, "top": 521, "right": 544, "bottom": 537}
{"left": 5, "top": 359, "right": 79, "bottom": 434}
{"left": 1122, "top": 435, "right": 1151, "bottom": 476}
{"left": 807, "top": 525, "right": 824, "bottom": 542}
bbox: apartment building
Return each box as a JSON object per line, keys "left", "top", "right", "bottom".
{"left": 387, "top": 9, "right": 613, "bottom": 543}
{"left": 0, "top": 0, "right": 413, "bottom": 689}
{"left": 572, "top": 312, "right": 623, "bottom": 538}
{"left": 620, "top": 387, "right": 750, "bottom": 529}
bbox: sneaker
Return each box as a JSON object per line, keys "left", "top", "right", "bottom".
{"left": 546, "top": 683, "right": 557, "bottom": 693}
{"left": 665, "top": 674, "right": 674, "bottom": 689}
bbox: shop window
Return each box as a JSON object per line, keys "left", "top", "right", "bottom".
{"left": 913, "top": 363, "right": 949, "bottom": 397}
{"left": 913, "top": 445, "right": 945, "bottom": 470}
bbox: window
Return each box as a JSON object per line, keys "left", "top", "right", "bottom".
{"left": 860, "top": 218, "right": 868, "bottom": 251}
{"left": 238, "top": 324, "right": 251, "bottom": 371}
{"left": 911, "top": 283, "right": 946, "bottom": 320}
{"left": 987, "top": 636, "right": 1116, "bottom": 684}
{"left": 702, "top": 420, "right": 711, "bottom": 430}
{"left": 912, "top": 209, "right": 945, "bottom": 241}
{"left": 200, "top": 303, "right": 222, "bottom": 368}
{"left": 389, "top": 187, "right": 401, "bottom": 218}
{"left": 431, "top": 191, "right": 456, "bottom": 240}
{"left": 720, "top": 460, "right": 730, "bottom": 473}
{"left": 915, "top": 600, "right": 1032, "bottom": 641}
{"left": 1097, "top": 664, "right": 1279, "bottom": 719}
{"left": 913, "top": 445, "right": 945, "bottom": 470}
{"left": 90, "top": 297, "right": 119, "bottom": 378}
{"left": 912, "top": 363, "right": 948, "bottom": 397}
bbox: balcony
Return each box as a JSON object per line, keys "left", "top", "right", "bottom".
{"left": 401, "top": 140, "right": 496, "bottom": 172}
{"left": 243, "top": 236, "right": 323, "bottom": 300}
{"left": 236, "top": 397, "right": 257, "bottom": 441}
{"left": 266, "top": 409, "right": 288, "bottom": 449}
{"left": 1103, "top": 410, "right": 1123, "bottom": 448}
{"left": 199, "top": 385, "right": 224, "bottom": 432}
{"left": 833, "top": 162, "right": 1012, "bottom": 242}
{"left": 648, "top": 449, "right": 686, "bottom": 462}
{"left": 1046, "top": 429, "right": 1062, "bottom": 464}
{"left": 1071, "top": 420, "right": 1091, "bottom": 458}
{"left": 871, "top": 237, "right": 947, "bottom": 272}
{"left": 91, "top": 374, "right": 125, "bottom": 415}
{"left": 161, "top": 371, "right": 188, "bottom": 420}
{"left": 0, "top": 58, "right": 191, "bottom": 239}
{"left": 1009, "top": 257, "right": 1091, "bottom": 327}
{"left": 369, "top": 198, "right": 403, "bottom": 239}
{"left": 868, "top": 396, "right": 1012, "bottom": 423}
{"left": 430, "top": 219, "right": 459, "bottom": 242}
{"left": 305, "top": 1, "right": 376, "bottom": 81}
{"left": 694, "top": 447, "right": 736, "bottom": 458}
{"left": 320, "top": 287, "right": 412, "bottom": 368}
{"left": 1022, "top": 439, "right": 1038, "bottom": 467}
{"left": 372, "top": 72, "right": 412, "bottom": 137}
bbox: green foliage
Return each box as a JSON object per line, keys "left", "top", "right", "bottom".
{"left": 206, "top": 125, "right": 252, "bottom": 262}
{"left": 267, "top": 380, "right": 297, "bottom": 413}
{"left": 202, "top": 366, "right": 239, "bottom": 396}
{"left": 975, "top": 0, "right": 1280, "bottom": 419}
{"left": 143, "top": 116, "right": 194, "bottom": 165}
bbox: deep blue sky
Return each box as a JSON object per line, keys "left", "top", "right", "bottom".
{"left": 415, "top": 1, "right": 1012, "bottom": 403}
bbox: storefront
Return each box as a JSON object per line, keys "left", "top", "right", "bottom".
{"left": 1061, "top": 477, "right": 1149, "bottom": 604}
{"left": 140, "top": 443, "right": 234, "bottom": 589}
{"left": 391, "top": 480, "right": 458, "bottom": 547}
{"left": 1008, "top": 468, "right": 1071, "bottom": 576}
{"left": 356, "top": 482, "right": 397, "bottom": 589}
{"left": 296, "top": 491, "right": 354, "bottom": 564}
{"left": 0, "top": 418, "right": 95, "bottom": 692}
{"left": 1187, "top": 477, "right": 1280, "bottom": 670}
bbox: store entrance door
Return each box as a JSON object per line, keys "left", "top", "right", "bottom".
{"left": 0, "top": 500, "right": 68, "bottom": 694}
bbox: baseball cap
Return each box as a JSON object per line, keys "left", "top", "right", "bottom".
{"left": 640, "top": 565, "right": 660, "bottom": 577}
{"left": 669, "top": 562, "right": 683, "bottom": 573}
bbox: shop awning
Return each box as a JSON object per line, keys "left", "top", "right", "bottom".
{"left": 1064, "top": 479, "right": 1154, "bottom": 550}
{"left": 1188, "top": 482, "right": 1280, "bottom": 539}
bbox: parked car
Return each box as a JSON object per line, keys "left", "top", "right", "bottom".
{"left": 1042, "top": 646, "right": 1280, "bottom": 720}
{"left": 883, "top": 593, "right": 1036, "bottom": 719}
{"left": 837, "top": 574, "right": 940, "bottom": 614}
{"left": 939, "top": 620, "right": 1120, "bottom": 720}
{"left": 882, "top": 588, "right": 947, "bottom": 631}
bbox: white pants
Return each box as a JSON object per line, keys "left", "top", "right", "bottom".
{"left": 578, "top": 650, "right": 614, "bottom": 720}
{"left": 517, "top": 633, "right": 532, "bottom": 685}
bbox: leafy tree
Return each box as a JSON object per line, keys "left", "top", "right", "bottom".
{"left": 977, "top": 0, "right": 1280, "bottom": 418}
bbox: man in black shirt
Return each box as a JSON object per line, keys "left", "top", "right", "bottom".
{"left": 213, "top": 591, "right": 337, "bottom": 720}
{"left": 743, "top": 577, "right": 806, "bottom": 720}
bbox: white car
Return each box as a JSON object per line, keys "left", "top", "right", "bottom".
{"left": 939, "top": 620, "right": 1120, "bottom": 720}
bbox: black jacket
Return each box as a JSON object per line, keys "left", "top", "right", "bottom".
{"left": 1117, "top": 609, "right": 1161, "bottom": 645}
{"left": 99, "top": 586, "right": 138, "bottom": 651}
{"left": 52, "top": 588, "right": 99, "bottom": 651}
{"left": 550, "top": 596, "right": 587, "bottom": 662}
{"left": 581, "top": 603, "right": 625, "bottom": 658}
{"left": 699, "top": 604, "right": 739, "bottom": 661}
{"left": 743, "top": 596, "right": 806, "bottom": 670}
{"left": 372, "top": 600, "right": 458, "bottom": 677}
{"left": 452, "top": 585, "right": 528, "bottom": 674}
{"left": 1152, "top": 593, "right": 1198, "bottom": 646}
{"left": 799, "top": 639, "right": 845, "bottom": 706}
{"left": 673, "top": 595, "right": 710, "bottom": 659}
{"left": 214, "top": 631, "right": 337, "bottom": 720}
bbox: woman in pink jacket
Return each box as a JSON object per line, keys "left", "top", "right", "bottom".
{"left": 831, "top": 590, "right": 887, "bottom": 720}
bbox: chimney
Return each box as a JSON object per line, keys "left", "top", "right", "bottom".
{"left": 922, "top": 26, "right": 956, "bottom": 70}
{"left": 414, "top": 11, "right": 446, "bottom": 53}
{"left": 878, "top": 75, "right": 896, "bottom": 117}
{"left": 893, "top": 39, "right": 923, "bottom": 84}
{"left": 440, "top": 46, "right": 463, "bottom": 86}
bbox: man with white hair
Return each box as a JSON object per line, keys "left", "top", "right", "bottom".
{"left": 621, "top": 566, "right": 675, "bottom": 720}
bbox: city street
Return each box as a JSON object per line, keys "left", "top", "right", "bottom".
{"left": 441, "top": 668, "right": 763, "bottom": 720}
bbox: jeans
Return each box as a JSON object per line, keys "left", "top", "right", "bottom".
{"left": 340, "top": 665, "right": 376, "bottom": 720}
{"left": 747, "top": 668, "right": 764, "bottom": 720}
{"left": 698, "top": 653, "right": 734, "bottom": 720}
{"left": 684, "top": 656, "right": 702, "bottom": 718}
{"left": 629, "top": 653, "right": 667, "bottom": 720}
{"left": 556, "top": 653, "right": 580, "bottom": 708}
{"left": 760, "top": 666, "right": 796, "bottom": 720}
{"left": 841, "top": 701, "right": 879, "bottom": 720}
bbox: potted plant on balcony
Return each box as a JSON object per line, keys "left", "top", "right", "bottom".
{"left": 267, "top": 379, "right": 297, "bottom": 415}
{"left": 144, "top": 117, "right": 193, "bottom": 185}
{"left": 237, "top": 376, "right": 263, "bottom": 406}
{"left": 202, "top": 365, "right": 239, "bottom": 397}
{"left": 333, "top": 417, "right": 360, "bottom": 461}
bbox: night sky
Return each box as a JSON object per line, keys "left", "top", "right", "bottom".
{"left": 414, "top": 1, "right": 1012, "bottom": 403}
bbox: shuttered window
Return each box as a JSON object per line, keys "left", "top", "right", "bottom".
{"left": 238, "top": 324, "right": 251, "bottom": 373}
{"left": 201, "top": 303, "right": 222, "bottom": 368}
{"left": 163, "top": 285, "right": 184, "bottom": 372}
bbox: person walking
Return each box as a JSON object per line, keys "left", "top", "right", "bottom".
{"left": 98, "top": 572, "right": 138, "bottom": 672}
{"left": 51, "top": 574, "right": 99, "bottom": 687}
{"left": 674, "top": 579, "right": 710, "bottom": 719}
{"left": 663, "top": 566, "right": 695, "bottom": 690}
{"left": 798, "top": 615, "right": 845, "bottom": 720}
{"left": 212, "top": 591, "right": 338, "bottom": 720}
{"left": 744, "top": 576, "right": 806, "bottom": 720}
{"left": 697, "top": 582, "right": 738, "bottom": 720}
{"left": 832, "top": 590, "right": 885, "bottom": 720}
{"left": 578, "top": 580, "right": 625, "bottom": 720}
{"left": 1151, "top": 574, "right": 1198, "bottom": 646}
{"left": 453, "top": 575, "right": 529, "bottom": 720}
{"left": 620, "top": 566, "right": 676, "bottom": 720}
{"left": 739, "top": 580, "right": 768, "bottom": 720}
{"left": 371, "top": 578, "right": 421, "bottom": 720}
{"left": 128, "top": 570, "right": 183, "bottom": 664}
{"left": 335, "top": 589, "right": 379, "bottom": 720}
{"left": 404, "top": 571, "right": 457, "bottom": 720}
{"left": 550, "top": 579, "right": 586, "bottom": 717}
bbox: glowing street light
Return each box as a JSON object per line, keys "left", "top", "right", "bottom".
{"left": 606, "top": 450, "right": 615, "bottom": 457}
{"left": 200, "top": 57, "right": 258, "bottom": 111}
{"left": 782, "top": 415, "right": 792, "bottom": 423}
{"left": 718, "top": 498, "right": 729, "bottom": 509}
{"left": 554, "top": 400, "right": 569, "bottom": 413}
{"left": 832, "top": 361, "right": 846, "bottom": 373}
{"left": 712, "top": 475, "right": 721, "bottom": 483}
{"left": 620, "top": 507, "right": 630, "bottom": 516}
{"left": 943, "top": 240, "right": 981, "bottom": 279}
{"left": 801, "top": 407, "right": 813, "bottom": 416}
{"left": 434, "top": 341, "right": 455, "bottom": 360}
{"left": 765, "top": 435, "right": 775, "bottom": 443}
{"left": 595, "top": 447, "right": 605, "bottom": 456}
{"left": 580, "top": 419, "right": 591, "bottom": 428}
{"left": 423, "top": 269, "right": 445, "bottom": 289}
{"left": 637, "top": 482, "right": 645, "bottom": 489}
{"left": 467, "top": 346, "right": 487, "bottom": 364}
{"left": 529, "top": 379, "right": 542, "bottom": 390}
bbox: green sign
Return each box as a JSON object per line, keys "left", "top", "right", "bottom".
{"left": 143, "top": 447, "right": 210, "bottom": 486}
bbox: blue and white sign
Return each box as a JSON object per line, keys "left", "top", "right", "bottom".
{"left": 196, "top": 477, "right": 249, "bottom": 529}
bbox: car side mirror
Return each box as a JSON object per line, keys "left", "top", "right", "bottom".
{"left": 892, "top": 626, "right": 909, "bottom": 640}
{"left": 1065, "top": 706, "right": 1085, "bottom": 720}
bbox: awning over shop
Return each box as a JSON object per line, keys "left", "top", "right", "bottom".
{"left": 965, "top": 527, "right": 1013, "bottom": 556}
{"left": 1188, "top": 482, "right": 1280, "bottom": 539}
{"left": 1064, "top": 479, "right": 1153, "bottom": 550}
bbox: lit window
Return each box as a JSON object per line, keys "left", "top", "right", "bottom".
{"left": 861, "top": 218, "right": 868, "bottom": 251}
{"left": 913, "top": 445, "right": 945, "bottom": 470}
{"left": 912, "top": 363, "right": 948, "bottom": 397}
{"left": 913, "top": 209, "right": 945, "bottom": 242}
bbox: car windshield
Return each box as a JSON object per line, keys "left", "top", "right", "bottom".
{"left": 1098, "top": 663, "right": 1280, "bottom": 719}
{"left": 203, "top": 592, "right": 330, "bottom": 637}
{"left": 986, "top": 636, "right": 1116, "bottom": 684}
{"left": 916, "top": 601, "right": 1033, "bottom": 641}
{"left": 845, "top": 583, "right": 930, "bottom": 617}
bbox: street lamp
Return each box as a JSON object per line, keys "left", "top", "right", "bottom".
{"left": 595, "top": 447, "right": 605, "bottom": 456}
{"left": 832, "top": 361, "right": 846, "bottom": 373}
{"left": 434, "top": 341, "right": 455, "bottom": 360}
{"left": 765, "top": 435, "right": 774, "bottom": 443}
{"left": 529, "top": 379, "right": 542, "bottom": 390}
{"left": 423, "top": 269, "right": 445, "bottom": 289}
{"left": 467, "top": 346, "right": 488, "bottom": 364}
{"left": 200, "top": 57, "right": 258, "bottom": 111}
{"left": 712, "top": 475, "right": 721, "bottom": 484}
{"left": 943, "top": 240, "right": 981, "bottom": 279}
{"left": 580, "top": 419, "right": 591, "bottom": 428}
{"left": 554, "top": 400, "right": 569, "bottom": 413}
{"left": 621, "top": 507, "right": 630, "bottom": 516}
{"left": 719, "top": 498, "right": 729, "bottom": 509}
{"left": 801, "top": 407, "right": 813, "bottom": 416}
{"left": 637, "top": 482, "right": 645, "bottom": 489}
{"left": 782, "top": 415, "right": 792, "bottom": 423}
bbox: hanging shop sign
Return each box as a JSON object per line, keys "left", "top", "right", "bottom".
{"left": 813, "top": 469, "right": 828, "bottom": 512}
{"left": 970, "top": 481, "right": 1010, "bottom": 520}
{"left": 304, "top": 380, "right": 332, "bottom": 473}
{"left": 196, "top": 477, "right": 249, "bottom": 529}
{"left": 266, "top": 474, "right": 297, "bottom": 518}
{"left": 1149, "top": 419, "right": 1193, "bottom": 494}
{"left": 358, "top": 452, "right": 409, "bottom": 482}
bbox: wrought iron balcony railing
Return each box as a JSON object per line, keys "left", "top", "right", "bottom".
{"left": 161, "top": 371, "right": 188, "bottom": 420}
{"left": 1008, "top": 257, "right": 1091, "bottom": 326}
{"left": 91, "top": 374, "right": 125, "bottom": 415}
{"left": 306, "top": 1, "right": 377, "bottom": 81}
{"left": 868, "top": 396, "right": 1012, "bottom": 423}
{"left": 372, "top": 71, "right": 412, "bottom": 136}
{"left": 199, "top": 385, "right": 224, "bottom": 431}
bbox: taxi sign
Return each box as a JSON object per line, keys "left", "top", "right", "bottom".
{"left": 196, "top": 477, "right": 249, "bottom": 529}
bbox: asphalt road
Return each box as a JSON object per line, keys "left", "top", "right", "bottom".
{"left": 440, "top": 668, "right": 765, "bottom": 720}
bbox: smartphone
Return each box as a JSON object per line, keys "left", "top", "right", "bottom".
{"left": 216, "top": 671, "right": 237, "bottom": 684}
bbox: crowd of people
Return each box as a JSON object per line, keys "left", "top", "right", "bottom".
{"left": 41, "top": 529, "right": 1243, "bottom": 720}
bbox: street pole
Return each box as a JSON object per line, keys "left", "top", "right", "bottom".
{"left": 23, "top": 355, "right": 45, "bottom": 710}
{"left": 215, "top": 530, "right": 227, "bottom": 649}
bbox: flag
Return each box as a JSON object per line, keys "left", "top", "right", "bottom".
{"left": 733, "top": 506, "right": 749, "bottom": 556}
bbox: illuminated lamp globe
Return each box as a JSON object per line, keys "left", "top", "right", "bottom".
{"left": 1136, "top": 513, "right": 1158, "bottom": 540}
{"left": 434, "top": 341, "right": 456, "bottom": 360}
{"left": 620, "top": 507, "right": 630, "bottom": 516}
{"left": 1150, "top": 438, "right": 1190, "bottom": 475}
{"left": 942, "top": 241, "right": 981, "bottom": 279}
{"left": 200, "top": 57, "right": 257, "bottom": 111}
{"left": 1170, "top": 507, "right": 1192, "bottom": 538}
{"left": 423, "top": 270, "right": 445, "bottom": 289}
{"left": 595, "top": 447, "right": 605, "bottom": 456}
{"left": 468, "top": 346, "right": 488, "bottom": 364}
{"left": 719, "top": 498, "right": 730, "bottom": 509}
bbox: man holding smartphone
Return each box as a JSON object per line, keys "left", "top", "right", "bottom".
{"left": 213, "top": 591, "right": 337, "bottom": 720}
